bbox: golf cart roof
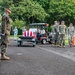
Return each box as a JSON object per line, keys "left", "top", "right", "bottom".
{"left": 29, "top": 23, "right": 47, "bottom": 26}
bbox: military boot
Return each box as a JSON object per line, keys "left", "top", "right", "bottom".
{"left": 1, "top": 53, "right": 10, "bottom": 60}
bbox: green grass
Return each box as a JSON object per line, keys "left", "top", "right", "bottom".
{"left": 9, "top": 35, "right": 21, "bottom": 39}
{"left": 9, "top": 35, "right": 14, "bottom": 39}
{"left": 65, "top": 36, "right": 69, "bottom": 45}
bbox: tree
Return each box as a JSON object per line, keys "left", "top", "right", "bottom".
{"left": 1, "top": 0, "right": 75, "bottom": 26}
{"left": 2, "top": 0, "right": 47, "bottom": 24}
{"left": 47, "top": 0, "right": 75, "bottom": 24}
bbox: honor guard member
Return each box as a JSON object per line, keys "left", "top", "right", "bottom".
{"left": 54, "top": 21, "right": 60, "bottom": 46}
{"left": 0, "top": 7, "right": 12, "bottom": 60}
{"left": 59, "top": 21, "right": 67, "bottom": 47}
{"left": 52, "top": 21, "right": 58, "bottom": 45}
{"left": 68, "top": 23, "right": 74, "bottom": 47}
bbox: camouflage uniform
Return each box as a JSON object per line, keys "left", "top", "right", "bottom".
{"left": 54, "top": 25, "right": 59, "bottom": 45}
{"left": 59, "top": 24, "right": 66, "bottom": 47}
{"left": 52, "top": 25, "right": 56, "bottom": 44}
{"left": 1, "top": 13, "right": 11, "bottom": 54}
{"left": 68, "top": 26, "right": 74, "bottom": 46}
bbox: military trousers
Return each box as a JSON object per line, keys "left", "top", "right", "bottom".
{"left": 68, "top": 34, "right": 73, "bottom": 46}
{"left": 1, "top": 34, "right": 9, "bottom": 54}
{"left": 59, "top": 34, "right": 65, "bottom": 46}
{"left": 54, "top": 32, "right": 59, "bottom": 45}
{"left": 52, "top": 34, "right": 56, "bottom": 44}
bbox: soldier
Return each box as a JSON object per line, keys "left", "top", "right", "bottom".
{"left": 68, "top": 23, "right": 74, "bottom": 47}
{"left": 59, "top": 21, "right": 67, "bottom": 47}
{"left": 54, "top": 21, "right": 60, "bottom": 46}
{"left": 0, "top": 7, "right": 12, "bottom": 60}
{"left": 52, "top": 21, "right": 58, "bottom": 45}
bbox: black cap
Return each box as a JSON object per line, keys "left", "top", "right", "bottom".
{"left": 5, "top": 6, "right": 11, "bottom": 11}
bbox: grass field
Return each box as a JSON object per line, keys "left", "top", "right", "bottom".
{"left": 9, "top": 35, "right": 21, "bottom": 39}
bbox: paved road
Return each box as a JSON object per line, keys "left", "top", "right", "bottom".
{"left": 0, "top": 39, "right": 75, "bottom": 75}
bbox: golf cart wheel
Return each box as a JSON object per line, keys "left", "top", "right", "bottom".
{"left": 18, "top": 45, "right": 20, "bottom": 47}
{"left": 41, "top": 39, "right": 47, "bottom": 44}
{"left": 17, "top": 41, "right": 22, "bottom": 47}
{"left": 33, "top": 45, "right": 35, "bottom": 47}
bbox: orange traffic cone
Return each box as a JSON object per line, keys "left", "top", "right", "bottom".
{"left": 72, "top": 36, "right": 75, "bottom": 46}
{"left": 72, "top": 37, "right": 74, "bottom": 46}
{"left": 73, "top": 36, "right": 75, "bottom": 45}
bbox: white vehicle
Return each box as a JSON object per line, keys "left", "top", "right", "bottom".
{"left": 29, "top": 28, "right": 37, "bottom": 33}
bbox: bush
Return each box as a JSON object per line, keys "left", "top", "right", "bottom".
{"left": 44, "top": 26, "right": 52, "bottom": 32}
{"left": 11, "top": 28, "right": 22, "bottom": 35}
{"left": 18, "top": 28, "right": 22, "bottom": 35}
{"left": 11, "top": 19, "right": 26, "bottom": 35}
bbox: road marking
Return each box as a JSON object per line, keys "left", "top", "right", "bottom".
{"left": 17, "top": 53, "right": 22, "bottom": 55}
{"left": 38, "top": 47, "right": 75, "bottom": 62}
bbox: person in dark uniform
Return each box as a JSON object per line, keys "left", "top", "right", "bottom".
{"left": 0, "top": 7, "right": 12, "bottom": 60}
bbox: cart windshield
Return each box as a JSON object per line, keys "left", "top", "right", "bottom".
{"left": 29, "top": 28, "right": 37, "bottom": 33}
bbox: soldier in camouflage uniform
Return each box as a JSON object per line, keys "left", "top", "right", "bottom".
{"left": 59, "top": 21, "right": 67, "bottom": 47}
{"left": 68, "top": 23, "right": 74, "bottom": 47}
{"left": 52, "top": 21, "right": 58, "bottom": 45}
{"left": 0, "top": 7, "right": 12, "bottom": 60}
{"left": 54, "top": 21, "right": 60, "bottom": 46}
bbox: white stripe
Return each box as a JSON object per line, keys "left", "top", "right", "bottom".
{"left": 32, "top": 31, "right": 33, "bottom": 36}
{"left": 26, "top": 31, "right": 27, "bottom": 36}
{"left": 29, "top": 31, "right": 30, "bottom": 36}
{"left": 37, "top": 47, "right": 75, "bottom": 62}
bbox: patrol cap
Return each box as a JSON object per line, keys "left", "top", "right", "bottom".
{"left": 54, "top": 21, "right": 57, "bottom": 23}
{"left": 61, "top": 21, "right": 65, "bottom": 23}
{"left": 5, "top": 7, "right": 11, "bottom": 13}
{"left": 70, "top": 23, "right": 73, "bottom": 26}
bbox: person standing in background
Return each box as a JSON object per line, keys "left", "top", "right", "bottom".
{"left": 59, "top": 21, "right": 67, "bottom": 47}
{"left": 1, "top": 7, "right": 12, "bottom": 60}
{"left": 54, "top": 21, "right": 60, "bottom": 46}
{"left": 13, "top": 27, "right": 18, "bottom": 40}
{"left": 52, "top": 21, "right": 58, "bottom": 45}
{"left": 68, "top": 23, "right": 74, "bottom": 47}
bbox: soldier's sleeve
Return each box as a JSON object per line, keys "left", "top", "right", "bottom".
{"left": 6, "top": 16, "right": 10, "bottom": 24}
{"left": 67, "top": 27, "right": 69, "bottom": 35}
{"left": 52, "top": 25, "right": 54, "bottom": 32}
{"left": 2, "top": 15, "right": 6, "bottom": 34}
{"left": 59, "top": 25, "right": 60, "bottom": 32}
{"left": 52, "top": 25, "right": 55, "bottom": 33}
{"left": 73, "top": 27, "right": 74, "bottom": 33}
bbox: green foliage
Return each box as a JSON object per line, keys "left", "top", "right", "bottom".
{"left": 47, "top": 0, "right": 75, "bottom": 24}
{"left": 11, "top": 28, "right": 22, "bottom": 35}
{"left": 1, "top": 0, "right": 75, "bottom": 28}
{"left": 17, "top": 28, "right": 22, "bottom": 35}
{"left": 44, "top": 26, "right": 52, "bottom": 32}
{"left": 10, "top": 0, "right": 47, "bottom": 23}
{"left": 11, "top": 19, "right": 26, "bottom": 29}
{"left": 48, "top": 26, "right": 52, "bottom": 32}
